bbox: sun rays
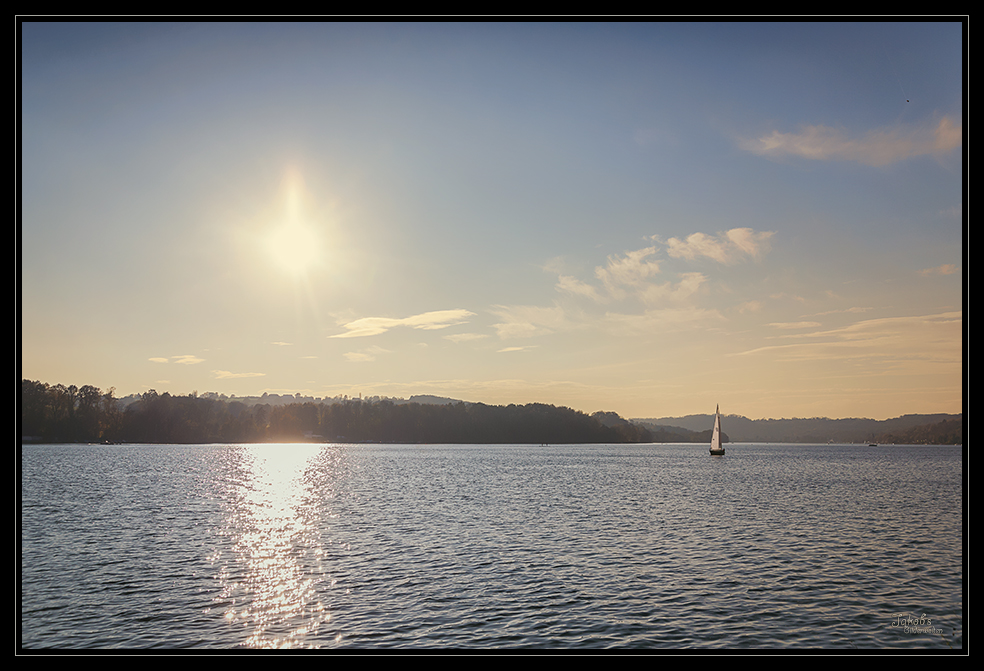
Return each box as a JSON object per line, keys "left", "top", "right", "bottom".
{"left": 264, "top": 169, "right": 325, "bottom": 280}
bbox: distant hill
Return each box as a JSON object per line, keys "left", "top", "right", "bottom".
{"left": 591, "top": 411, "right": 713, "bottom": 443}
{"left": 870, "top": 418, "right": 964, "bottom": 445}
{"left": 632, "top": 413, "right": 962, "bottom": 444}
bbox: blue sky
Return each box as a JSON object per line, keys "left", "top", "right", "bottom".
{"left": 20, "top": 21, "right": 964, "bottom": 420}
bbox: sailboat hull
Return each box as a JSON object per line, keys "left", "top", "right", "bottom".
{"left": 710, "top": 447, "right": 725, "bottom": 455}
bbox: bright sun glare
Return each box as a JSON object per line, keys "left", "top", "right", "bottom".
{"left": 267, "top": 220, "right": 321, "bottom": 277}
{"left": 263, "top": 168, "right": 327, "bottom": 279}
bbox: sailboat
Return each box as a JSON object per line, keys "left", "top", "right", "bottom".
{"left": 709, "top": 404, "right": 725, "bottom": 455}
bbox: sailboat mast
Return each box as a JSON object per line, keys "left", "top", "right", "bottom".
{"left": 710, "top": 404, "right": 724, "bottom": 455}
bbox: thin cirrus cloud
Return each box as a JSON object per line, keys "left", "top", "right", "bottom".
{"left": 733, "top": 311, "right": 962, "bottom": 364}
{"left": 768, "top": 321, "right": 823, "bottom": 330}
{"left": 498, "top": 345, "right": 538, "bottom": 353}
{"left": 919, "top": 264, "right": 958, "bottom": 276}
{"left": 343, "top": 346, "right": 391, "bottom": 363}
{"left": 555, "top": 274, "right": 604, "bottom": 302}
{"left": 330, "top": 309, "right": 476, "bottom": 338}
{"left": 604, "top": 306, "right": 726, "bottom": 334}
{"left": 149, "top": 355, "right": 204, "bottom": 365}
{"left": 443, "top": 333, "right": 490, "bottom": 343}
{"left": 739, "top": 117, "right": 962, "bottom": 167}
{"left": 489, "top": 304, "right": 572, "bottom": 340}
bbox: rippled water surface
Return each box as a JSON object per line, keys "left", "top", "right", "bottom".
{"left": 21, "top": 443, "right": 963, "bottom": 650}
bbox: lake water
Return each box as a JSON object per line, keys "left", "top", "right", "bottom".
{"left": 20, "top": 442, "right": 963, "bottom": 651}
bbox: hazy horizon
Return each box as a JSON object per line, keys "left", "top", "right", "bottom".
{"left": 20, "top": 21, "right": 964, "bottom": 422}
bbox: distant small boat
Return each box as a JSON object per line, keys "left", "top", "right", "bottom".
{"left": 710, "top": 404, "right": 725, "bottom": 455}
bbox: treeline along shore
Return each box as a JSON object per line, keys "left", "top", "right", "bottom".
{"left": 20, "top": 380, "right": 671, "bottom": 445}
{"left": 21, "top": 380, "right": 958, "bottom": 446}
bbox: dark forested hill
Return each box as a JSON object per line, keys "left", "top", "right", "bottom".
{"left": 21, "top": 380, "right": 652, "bottom": 445}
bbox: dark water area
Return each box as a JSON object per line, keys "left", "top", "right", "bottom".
{"left": 20, "top": 442, "right": 963, "bottom": 651}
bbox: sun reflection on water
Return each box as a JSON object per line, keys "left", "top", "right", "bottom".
{"left": 212, "top": 444, "right": 331, "bottom": 649}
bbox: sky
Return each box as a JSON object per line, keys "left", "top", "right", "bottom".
{"left": 20, "top": 21, "right": 964, "bottom": 421}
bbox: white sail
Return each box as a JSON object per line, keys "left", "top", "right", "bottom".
{"left": 710, "top": 404, "right": 725, "bottom": 454}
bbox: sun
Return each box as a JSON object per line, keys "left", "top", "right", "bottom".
{"left": 262, "top": 166, "right": 327, "bottom": 279}
{"left": 267, "top": 220, "right": 321, "bottom": 277}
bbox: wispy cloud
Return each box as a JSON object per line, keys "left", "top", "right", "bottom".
{"left": 595, "top": 246, "right": 661, "bottom": 297}
{"left": 637, "top": 272, "right": 707, "bottom": 305}
{"left": 808, "top": 306, "right": 873, "bottom": 317}
{"left": 737, "top": 300, "right": 764, "bottom": 314}
{"left": 443, "top": 333, "right": 490, "bottom": 343}
{"left": 739, "top": 117, "right": 962, "bottom": 166}
{"left": 331, "top": 309, "right": 476, "bottom": 338}
{"left": 149, "top": 355, "right": 205, "bottom": 365}
{"left": 553, "top": 247, "right": 663, "bottom": 303}
{"left": 343, "top": 345, "right": 391, "bottom": 362}
{"left": 490, "top": 304, "right": 572, "bottom": 339}
{"left": 733, "top": 311, "right": 962, "bottom": 366}
{"left": 555, "top": 228, "right": 770, "bottom": 305}
{"left": 555, "top": 274, "right": 605, "bottom": 302}
{"left": 665, "top": 228, "right": 774, "bottom": 263}
{"left": 173, "top": 355, "right": 205, "bottom": 365}
{"left": 769, "top": 321, "right": 822, "bottom": 330}
{"left": 770, "top": 292, "right": 807, "bottom": 303}
{"left": 212, "top": 370, "right": 265, "bottom": 379}
{"left": 603, "top": 306, "right": 726, "bottom": 335}
{"left": 919, "top": 264, "right": 958, "bottom": 276}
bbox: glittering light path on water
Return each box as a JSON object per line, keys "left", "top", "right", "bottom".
{"left": 210, "top": 444, "right": 333, "bottom": 648}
